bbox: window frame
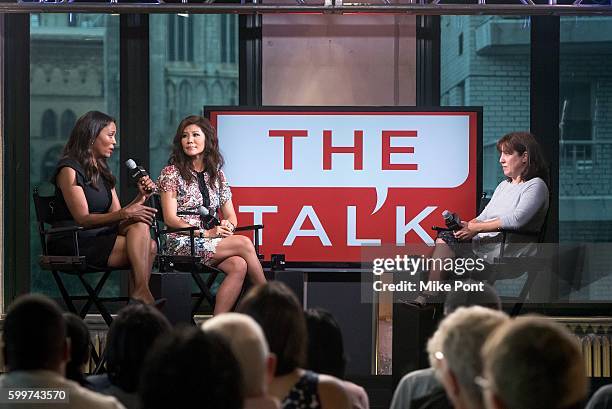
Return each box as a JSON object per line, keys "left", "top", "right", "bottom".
{"left": 2, "top": 10, "right": 257, "bottom": 308}
{"left": 9, "top": 11, "right": 608, "bottom": 314}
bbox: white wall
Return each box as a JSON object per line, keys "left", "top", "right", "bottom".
{"left": 262, "top": 14, "right": 416, "bottom": 105}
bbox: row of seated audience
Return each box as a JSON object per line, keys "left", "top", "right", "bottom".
{"left": 2, "top": 281, "right": 612, "bottom": 409}
{"left": 391, "top": 281, "right": 591, "bottom": 409}
{"left": 0, "top": 282, "right": 358, "bottom": 409}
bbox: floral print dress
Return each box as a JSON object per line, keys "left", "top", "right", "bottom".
{"left": 281, "top": 371, "right": 321, "bottom": 409}
{"left": 157, "top": 165, "right": 232, "bottom": 264}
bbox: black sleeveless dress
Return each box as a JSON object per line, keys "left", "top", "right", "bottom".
{"left": 47, "top": 158, "right": 119, "bottom": 268}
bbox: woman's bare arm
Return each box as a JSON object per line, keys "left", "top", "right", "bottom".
{"left": 57, "top": 167, "right": 156, "bottom": 227}
{"left": 219, "top": 199, "right": 238, "bottom": 228}
{"left": 57, "top": 167, "right": 125, "bottom": 228}
{"left": 318, "top": 374, "right": 351, "bottom": 409}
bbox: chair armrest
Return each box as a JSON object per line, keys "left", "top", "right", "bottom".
{"left": 45, "top": 224, "right": 114, "bottom": 236}
{"left": 42, "top": 226, "right": 84, "bottom": 257}
{"left": 499, "top": 228, "right": 540, "bottom": 237}
{"left": 234, "top": 224, "right": 264, "bottom": 232}
{"left": 493, "top": 255, "right": 549, "bottom": 264}
{"left": 159, "top": 226, "right": 198, "bottom": 257}
{"left": 45, "top": 225, "right": 84, "bottom": 235}
{"left": 234, "top": 225, "right": 265, "bottom": 260}
{"left": 432, "top": 226, "right": 453, "bottom": 232}
{"left": 163, "top": 226, "right": 198, "bottom": 235}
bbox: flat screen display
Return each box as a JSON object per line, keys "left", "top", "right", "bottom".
{"left": 207, "top": 107, "right": 482, "bottom": 263}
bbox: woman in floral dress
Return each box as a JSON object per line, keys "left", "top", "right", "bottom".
{"left": 158, "top": 115, "right": 266, "bottom": 314}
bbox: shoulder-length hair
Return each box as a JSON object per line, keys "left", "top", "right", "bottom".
{"left": 61, "top": 110, "right": 116, "bottom": 189}
{"left": 305, "top": 308, "right": 347, "bottom": 379}
{"left": 168, "top": 115, "right": 225, "bottom": 188}
{"left": 237, "top": 282, "right": 307, "bottom": 376}
{"left": 496, "top": 131, "right": 549, "bottom": 185}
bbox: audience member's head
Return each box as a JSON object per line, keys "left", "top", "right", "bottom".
{"left": 106, "top": 304, "right": 171, "bottom": 393}
{"left": 435, "top": 307, "right": 508, "bottom": 409}
{"left": 304, "top": 308, "right": 347, "bottom": 379}
{"left": 237, "top": 282, "right": 306, "bottom": 376}
{"left": 496, "top": 131, "right": 548, "bottom": 184}
{"left": 2, "top": 294, "right": 68, "bottom": 372}
{"left": 443, "top": 281, "right": 501, "bottom": 316}
{"left": 426, "top": 316, "right": 447, "bottom": 370}
{"left": 140, "top": 326, "right": 243, "bottom": 409}
{"left": 481, "top": 316, "right": 587, "bottom": 409}
{"left": 202, "top": 313, "right": 276, "bottom": 398}
{"left": 63, "top": 312, "right": 91, "bottom": 385}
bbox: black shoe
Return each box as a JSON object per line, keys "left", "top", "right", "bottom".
{"left": 153, "top": 298, "right": 167, "bottom": 310}
{"left": 127, "top": 297, "right": 166, "bottom": 310}
{"left": 403, "top": 292, "right": 445, "bottom": 308}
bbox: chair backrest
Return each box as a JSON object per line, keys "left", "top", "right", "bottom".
{"left": 480, "top": 190, "right": 551, "bottom": 242}
{"left": 478, "top": 191, "right": 489, "bottom": 214}
{"left": 148, "top": 194, "right": 166, "bottom": 253}
{"left": 479, "top": 186, "right": 552, "bottom": 264}
{"left": 33, "top": 183, "right": 57, "bottom": 253}
{"left": 149, "top": 193, "right": 165, "bottom": 222}
{"left": 536, "top": 199, "right": 552, "bottom": 244}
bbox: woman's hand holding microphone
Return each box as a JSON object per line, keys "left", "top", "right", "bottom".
{"left": 123, "top": 173, "right": 157, "bottom": 224}
{"left": 136, "top": 175, "right": 157, "bottom": 199}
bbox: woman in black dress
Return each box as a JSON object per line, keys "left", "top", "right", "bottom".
{"left": 49, "top": 111, "right": 158, "bottom": 304}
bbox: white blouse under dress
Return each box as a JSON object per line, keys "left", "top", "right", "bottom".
{"left": 157, "top": 165, "right": 232, "bottom": 264}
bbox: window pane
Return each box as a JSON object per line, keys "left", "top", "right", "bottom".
{"left": 559, "top": 17, "right": 612, "bottom": 302}
{"left": 441, "top": 16, "right": 531, "bottom": 197}
{"left": 178, "top": 17, "right": 185, "bottom": 61}
{"left": 440, "top": 16, "right": 531, "bottom": 298}
{"left": 30, "top": 14, "right": 120, "bottom": 296}
{"left": 149, "top": 14, "right": 240, "bottom": 180}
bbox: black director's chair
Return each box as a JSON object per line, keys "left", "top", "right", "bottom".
{"left": 33, "top": 183, "right": 130, "bottom": 367}
{"left": 432, "top": 192, "right": 553, "bottom": 315}
{"left": 149, "top": 194, "right": 263, "bottom": 321}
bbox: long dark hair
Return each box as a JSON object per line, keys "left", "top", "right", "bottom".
{"left": 496, "top": 131, "right": 549, "bottom": 185}
{"left": 61, "top": 110, "right": 116, "bottom": 189}
{"left": 169, "top": 115, "right": 225, "bottom": 188}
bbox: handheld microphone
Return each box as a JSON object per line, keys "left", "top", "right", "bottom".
{"left": 198, "top": 206, "right": 221, "bottom": 230}
{"left": 125, "top": 159, "right": 152, "bottom": 192}
{"left": 442, "top": 210, "right": 462, "bottom": 231}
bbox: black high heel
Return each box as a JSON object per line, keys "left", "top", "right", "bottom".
{"left": 153, "top": 298, "right": 167, "bottom": 310}
{"left": 127, "top": 297, "right": 167, "bottom": 310}
{"left": 404, "top": 292, "right": 445, "bottom": 308}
